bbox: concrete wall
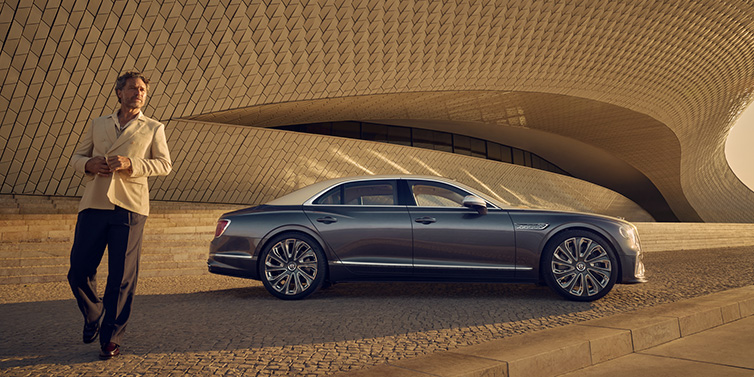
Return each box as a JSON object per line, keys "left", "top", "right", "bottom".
{"left": 635, "top": 223, "right": 754, "bottom": 253}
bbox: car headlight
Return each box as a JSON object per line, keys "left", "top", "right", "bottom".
{"left": 619, "top": 224, "right": 641, "bottom": 251}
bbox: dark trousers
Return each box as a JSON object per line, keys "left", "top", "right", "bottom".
{"left": 67, "top": 206, "right": 147, "bottom": 346}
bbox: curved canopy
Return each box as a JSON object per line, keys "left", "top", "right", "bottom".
{"left": 1, "top": 0, "right": 752, "bottom": 221}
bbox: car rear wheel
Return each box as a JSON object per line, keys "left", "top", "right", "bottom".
{"left": 259, "top": 233, "right": 326, "bottom": 300}
{"left": 542, "top": 231, "right": 618, "bottom": 301}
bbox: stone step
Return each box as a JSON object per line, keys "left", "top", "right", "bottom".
{"left": 0, "top": 215, "right": 224, "bottom": 224}
{"left": 0, "top": 227, "right": 216, "bottom": 243}
{"left": 0, "top": 267, "right": 209, "bottom": 285}
{"left": 1, "top": 249, "right": 208, "bottom": 265}
{"left": 0, "top": 245, "right": 210, "bottom": 260}
{"left": 0, "top": 195, "right": 246, "bottom": 284}
{"left": 0, "top": 259, "right": 208, "bottom": 278}
{"left": 0, "top": 250, "right": 209, "bottom": 268}
{"left": 1, "top": 240, "right": 209, "bottom": 251}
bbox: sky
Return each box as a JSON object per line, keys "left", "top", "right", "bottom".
{"left": 725, "top": 104, "right": 754, "bottom": 191}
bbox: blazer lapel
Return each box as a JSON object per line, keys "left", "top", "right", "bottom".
{"left": 104, "top": 115, "right": 119, "bottom": 147}
{"left": 107, "top": 117, "right": 144, "bottom": 154}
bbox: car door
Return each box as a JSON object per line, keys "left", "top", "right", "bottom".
{"left": 406, "top": 179, "right": 517, "bottom": 279}
{"left": 304, "top": 179, "right": 414, "bottom": 276}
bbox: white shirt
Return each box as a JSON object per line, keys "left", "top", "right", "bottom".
{"left": 111, "top": 111, "right": 143, "bottom": 136}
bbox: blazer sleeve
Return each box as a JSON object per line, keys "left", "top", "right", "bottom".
{"left": 70, "top": 120, "right": 95, "bottom": 174}
{"left": 129, "top": 123, "right": 172, "bottom": 178}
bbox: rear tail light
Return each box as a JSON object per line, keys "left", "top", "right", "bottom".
{"left": 215, "top": 219, "right": 231, "bottom": 238}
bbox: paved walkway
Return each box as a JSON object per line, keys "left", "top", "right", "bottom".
{"left": 341, "top": 285, "right": 754, "bottom": 376}
{"left": 565, "top": 314, "right": 754, "bottom": 377}
{"left": 0, "top": 247, "right": 753, "bottom": 376}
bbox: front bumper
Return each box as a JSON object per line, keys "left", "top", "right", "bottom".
{"left": 619, "top": 252, "right": 647, "bottom": 284}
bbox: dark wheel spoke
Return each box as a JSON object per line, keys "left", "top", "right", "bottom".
{"left": 261, "top": 235, "right": 325, "bottom": 300}
{"left": 545, "top": 233, "right": 617, "bottom": 301}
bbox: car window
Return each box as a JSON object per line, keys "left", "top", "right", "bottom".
{"left": 315, "top": 186, "right": 341, "bottom": 204}
{"left": 345, "top": 182, "right": 396, "bottom": 205}
{"left": 313, "top": 181, "right": 397, "bottom": 205}
{"left": 409, "top": 181, "right": 468, "bottom": 207}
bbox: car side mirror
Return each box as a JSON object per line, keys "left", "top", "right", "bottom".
{"left": 462, "top": 195, "right": 488, "bottom": 215}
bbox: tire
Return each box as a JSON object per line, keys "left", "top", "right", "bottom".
{"left": 541, "top": 230, "right": 618, "bottom": 301}
{"left": 259, "top": 233, "right": 326, "bottom": 300}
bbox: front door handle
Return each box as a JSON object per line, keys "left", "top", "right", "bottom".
{"left": 316, "top": 216, "right": 338, "bottom": 224}
{"left": 414, "top": 216, "right": 437, "bottom": 224}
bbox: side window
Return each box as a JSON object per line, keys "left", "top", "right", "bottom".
{"left": 313, "top": 181, "right": 397, "bottom": 205}
{"left": 344, "top": 181, "right": 396, "bottom": 205}
{"left": 409, "top": 181, "right": 469, "bottom": 207}
{"left": 314, "top": 186, "right": 342, "bottom": 205}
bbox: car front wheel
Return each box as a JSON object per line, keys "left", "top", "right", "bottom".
{"left": 542, "top": 231, "right": 618, "bottom": 301}
{"left": 259, "top": 233, "right": 326, "bottom": 300}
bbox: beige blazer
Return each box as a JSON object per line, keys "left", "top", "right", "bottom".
{"left": 70, "top": 112, "right": 172, "bottom": 216}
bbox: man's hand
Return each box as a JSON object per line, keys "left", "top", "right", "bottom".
{"left": 107, "top": 155, "right": 132, "bottom": 173}
{"left": 85, "top": 156, "right": 112, "bottom": 176}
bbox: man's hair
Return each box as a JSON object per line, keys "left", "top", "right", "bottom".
{"left": 115, "top": 71, "right": 150, "bottom": 103}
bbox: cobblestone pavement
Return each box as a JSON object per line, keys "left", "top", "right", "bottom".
{"left": 1, "top": 247, "right": 753, "bottom": 376}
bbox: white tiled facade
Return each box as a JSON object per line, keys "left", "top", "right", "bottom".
{"left": 1, "top": 1, "right": 753, "bottom": 222}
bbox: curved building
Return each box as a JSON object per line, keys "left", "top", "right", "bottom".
{"left": 1, "top": 0, "right": 753, "bottom": 222}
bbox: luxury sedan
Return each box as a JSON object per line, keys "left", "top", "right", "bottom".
{"left": 208, "top": 175, "right": 646, "bottom": 301}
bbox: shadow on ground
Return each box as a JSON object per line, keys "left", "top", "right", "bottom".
{"left": 0, "top": 282, "right": 585, "bottom": 369}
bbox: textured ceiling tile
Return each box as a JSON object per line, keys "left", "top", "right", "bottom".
{"left": 1, "top": 1, "right": 753, "bottom": 221}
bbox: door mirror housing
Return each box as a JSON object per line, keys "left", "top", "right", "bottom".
{"left": 462, "top": 195, "right": 488, "bottom": 215}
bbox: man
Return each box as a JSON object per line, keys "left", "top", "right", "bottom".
{"left": 68, "top": 71, "right": 172, "bottom": 359}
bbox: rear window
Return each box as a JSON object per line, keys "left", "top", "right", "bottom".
{"left": 313, "top": 181, "right": 397, "bottom": 205}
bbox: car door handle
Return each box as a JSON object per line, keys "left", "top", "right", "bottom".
{"left": 316, "top": 216, "right": 338, "bottom": 224}
{"left": 414, "top": 216, "right": 437, "bottom": 224}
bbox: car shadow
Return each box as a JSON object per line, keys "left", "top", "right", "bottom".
{"left": 0, "top": 282, "right": 594, "bottom": 370}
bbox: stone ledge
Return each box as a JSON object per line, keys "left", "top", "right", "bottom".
{"left": 338, "top": 286, "right": 754, "bottom": 377}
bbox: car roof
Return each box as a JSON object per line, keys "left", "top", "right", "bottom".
{"left": 265, "top": 175, "right": 510, "bottom": 208}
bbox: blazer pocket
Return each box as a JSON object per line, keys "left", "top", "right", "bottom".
{"left": 124, "top": 176, "right": 148, "bottom": 186}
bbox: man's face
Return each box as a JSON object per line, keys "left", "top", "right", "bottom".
{"left": 116, "top": 78, "right": 148, "bottom": 110}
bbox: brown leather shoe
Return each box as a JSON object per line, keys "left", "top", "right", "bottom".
{"left": 99, "top": 342, "right": 120, "bottom": 359}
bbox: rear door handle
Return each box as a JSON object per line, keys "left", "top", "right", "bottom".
{"left": 316, "top": 216, "right": 338, "bottom": 224}
{"left": 414, "top": 216, "right": 437, "bottom": 224}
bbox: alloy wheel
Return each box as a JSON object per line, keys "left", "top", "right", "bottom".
{"left": 263, "top": 238, "right": 319, "bottom": 296}
{"left": 550, "top": 236, "right": 612, "bottom": 298}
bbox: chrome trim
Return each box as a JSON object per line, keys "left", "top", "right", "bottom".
{"left": 303, "top": 178, "right": 399, "bottom": 206}
{"left": 515, "top": 223, "right": 550, "bottom": 230}
{"left": 332, "top": 260, "right": 412, "bottom": 268}
{"left": 308, "top": 204, "right": 408, "bottom": 208}
{"left": 332, "top": 260, "right": 531, "bottom": 271}
{"left": 212, "top": 252, "right": 254, "bottom": 259}
{"left": 407, "top": 179, "right": 501, "bottom": 209}
{"left": 414, "top": 263, "right": 516, "bottom": 270}
{"left": 303, "top": 177, "right": 500, "bottom": 209}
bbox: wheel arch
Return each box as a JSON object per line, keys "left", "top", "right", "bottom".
{"left": 537, "top": 225, "right": 624, "bottom": 283}
{"left": 255, "top": 226, "right": 332, "bottom": 281}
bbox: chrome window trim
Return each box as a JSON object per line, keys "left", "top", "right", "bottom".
{"left": 306, "top": 204, "right": 409, "bottom": 208}
{"left": 406, "top": 178, "right": 501, "bottom": 210}
{"left": 303, "top": 177, "right": 501, "bottom": 209}
{"left": 303, "top": 178, "right": 399, "bottom": 206}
